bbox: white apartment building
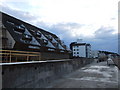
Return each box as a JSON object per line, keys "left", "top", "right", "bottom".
{"left": 72, "top": 42, "right": 91, "bottom": 58}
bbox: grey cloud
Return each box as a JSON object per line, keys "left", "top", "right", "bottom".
{"left": 1, "top": 5, "right": 118, "bottom": 53}
{"left": 46, "top": 23, "right": 84, "bottom": 44}
{"left": 51, "top": 23, "right": 84, "bottom": 29}
{"left": 94, "top": 27, "right": 115, "bottom": 39}
{"left": 37, "top": 23, "right": 118, "bottom": 53}
{"left": 89, "top": 27, "right": 118, "bottom": 53}
{"left": 1, "top": 5, "right": 39, "bottom": 24}
{"left": 36, "top": 22, "right": 84, "bottom": 37}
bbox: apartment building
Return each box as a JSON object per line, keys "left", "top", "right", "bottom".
{"left": 1, "top": 12, "right": 70, "bottom": 60}
{"left": 70, "top": 40, "right": 91, "bottom": 58}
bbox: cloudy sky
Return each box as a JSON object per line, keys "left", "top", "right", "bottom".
{"left": 0, "top": 0, "right": 119, "bottom": 53}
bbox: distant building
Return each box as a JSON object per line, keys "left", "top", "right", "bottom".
{"left": 91, "top": 50, "right": 119, "bottom": 62}
{"left": 98, "top": 51, "right": 119, "bottom": 59}
{"left": 70, "top": 42, "right": 76, "bottom": 50}
{"left": 91, "top": 50, "right": 99, "bottom": 58}
{"left": 70, "top": 39, "right": 91, "bottom": 58}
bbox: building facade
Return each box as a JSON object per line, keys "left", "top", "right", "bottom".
{"left": 0, "top": 12, "right": 70, "bottom": 61}
{"left": 70, "top": 40, "right": 91, "bottom": 58}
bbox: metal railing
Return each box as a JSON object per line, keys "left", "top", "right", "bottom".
{"left": 0, "top": 50, "right": 41, "bottom": 63}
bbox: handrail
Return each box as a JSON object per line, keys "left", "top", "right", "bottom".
{"left": 0, "top": 49, "right": 41, "bottom": 63}
{"left": 0, "top": 53, "right": 39, "bottom": 56}
{"left": 0, "top": 50, "right": 39, "bottom": 54}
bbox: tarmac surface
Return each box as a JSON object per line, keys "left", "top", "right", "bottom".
{"left": 46, "top": 60, "right": 119, "bottom": 88}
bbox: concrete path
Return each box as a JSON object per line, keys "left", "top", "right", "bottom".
{"left": 46, "top": 61, "right": 119, "bottom": 88}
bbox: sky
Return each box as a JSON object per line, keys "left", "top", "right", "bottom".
{"left": 0, "top": 0, "right": 119, "bottom": 53}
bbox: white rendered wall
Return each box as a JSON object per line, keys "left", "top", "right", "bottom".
{"left": 86, "top": 46, "right": 91, "bottom": 58}
{"left": 73, "top": 45, "right": 86, "bottom": 57}
{"left": 79, "top": 46, "right": 86, "bottom": 57}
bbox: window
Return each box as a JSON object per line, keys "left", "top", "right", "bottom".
{"left": 22, "top": 34, "right": 32, "bottom": 42}
{"left": 14, "top": 25, "right": 25, "bottom": 33}
{"left": 74, "top": 49, "right": 76, "bottom": 51}
{"left": 74, "top": 52, "right": 76, "bottom": 54}
{"left": 42, "top": 39, "right": 48, "bottom": 45}
{"left": 36, "top": 31, "right": 41, "bottom": 37}
{"left": 77, "top": 52, "right": 79, "bottom": 54}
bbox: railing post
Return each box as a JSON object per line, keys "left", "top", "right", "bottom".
{"left": 9, "top": 51, "right": 11, "bottom": 62}
{"left": 27, "top": 52, "right": 29, "bottom": 61}
{"left": 16, "top": 57, "right": 17, "bottom": 62}
{"left": 39, "top": 53, "right": 41, "bottom": 61}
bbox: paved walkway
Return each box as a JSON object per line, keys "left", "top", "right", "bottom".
{"left": 46, "top": 61, "right": 119, "bottom": 88}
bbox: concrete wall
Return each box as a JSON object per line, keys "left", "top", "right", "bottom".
{"left": 40, "top": 52, "right": 69, "bottom": 60}
{"left": 1, "top": 58, "right": 93, "bottom": 88}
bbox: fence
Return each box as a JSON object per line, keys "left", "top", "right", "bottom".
{"left": 0, "top": 50, "right": 40, "bottom": 63}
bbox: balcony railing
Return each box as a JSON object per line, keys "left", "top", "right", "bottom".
{"left": 0, "top": 50, "right": 40, "bottom": 63}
